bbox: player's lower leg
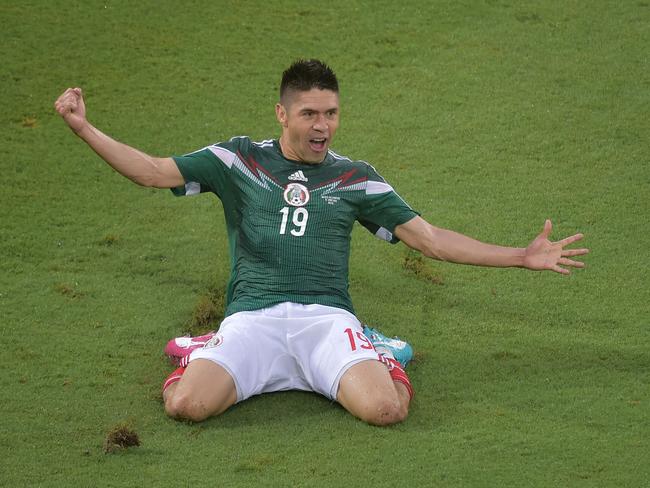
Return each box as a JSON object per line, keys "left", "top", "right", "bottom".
{"left": 379, "top": 354, "right": 414, "bottom": 401}
{"left": 162, "top": 366, "right": 186, "bottom": 399}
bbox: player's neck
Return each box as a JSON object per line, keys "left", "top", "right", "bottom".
{"left": 277, "top": 137, "right": 325, "bottom": 165}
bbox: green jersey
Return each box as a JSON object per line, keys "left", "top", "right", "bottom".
{"left": 172, "top": 137, "right": 418, "bottom": 316}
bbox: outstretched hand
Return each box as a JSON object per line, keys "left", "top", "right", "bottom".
{"left": 523, "top": 220, "right": 589, "bottom": 274}
{"left": 54, "top": 87, "right": 87, "bottom": 134}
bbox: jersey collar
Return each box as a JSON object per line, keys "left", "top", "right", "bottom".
{"left": 273, "top": 139, "right": 334, "bottom": 166}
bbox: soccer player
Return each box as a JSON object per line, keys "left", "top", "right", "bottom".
{"left": 54, "top": 59, "right": 588, "bottom": 426}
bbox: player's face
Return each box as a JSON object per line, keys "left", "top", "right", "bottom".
{"left": 276, "top": 88, "right": 339, "bottom": 164}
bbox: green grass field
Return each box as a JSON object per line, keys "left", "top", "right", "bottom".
{"left": 2, "top": 1, "right": 648, "bottom": 486}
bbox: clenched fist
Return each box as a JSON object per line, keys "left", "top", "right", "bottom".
{"left": 54, "top": 87, "right": 88, "bottom": 134}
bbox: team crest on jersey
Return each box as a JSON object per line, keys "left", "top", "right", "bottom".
{"left": 204, "top": 334, "right": 224, "bottom": 349}
{"left": 283, "top": 183, "right": 310, "bottom": 207}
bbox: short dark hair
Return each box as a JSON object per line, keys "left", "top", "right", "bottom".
{"left": 280, "top": 59, "right": 339, "bottom": 100}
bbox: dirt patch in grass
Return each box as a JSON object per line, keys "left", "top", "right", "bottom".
{"left": 54, "top": 282, "right": 84, "bottom": 299}
{"left": 99, "top": 234, "right": 120, "bottom": 246}
{"left": 492, "top": 351, "right": 520, "bottom": 361}
{"left": 184, "top": 285, "right": 226, "bottom": 336}
{"left": 103, "top": 423, "right": 140, "bottom": 454}
{"left": 402, "top": 252, "right": 444, "bottom": 285}
{"left": 21, "top": 116, "right": 38, "bottom": 128}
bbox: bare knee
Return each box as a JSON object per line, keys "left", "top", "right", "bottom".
{"left": 359, "top": 397, "right": 409, "bottom": 426}
{"left": 337, "top": 359, "right": 411, "bottom": 426}
{"left": 163, "top": 359, "right": 237, "bottom": 422}
{"left": 165, "top": 392, "right": 213, "bottom": 422}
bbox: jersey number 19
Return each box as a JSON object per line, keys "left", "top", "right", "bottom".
{"left": 279, "top": 207, "right": 309, "bottom": 236}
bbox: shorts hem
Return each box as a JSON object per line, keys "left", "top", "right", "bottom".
{"left": 328, "top": 355, "right": 379, "bottom": 401}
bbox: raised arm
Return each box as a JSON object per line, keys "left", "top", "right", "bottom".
{"left": 54, "top": 88, "right": 184, "bottom": 188}
{"left": 394, "top": 216, "right": 588, "bottom": 274}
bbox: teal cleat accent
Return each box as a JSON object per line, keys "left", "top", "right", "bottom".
{"left": 363, "top": 325, "right": 414, "bottom": 368}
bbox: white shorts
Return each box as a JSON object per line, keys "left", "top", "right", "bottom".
{"left": 188, "top": 302, "right": 380, "bottom": 402}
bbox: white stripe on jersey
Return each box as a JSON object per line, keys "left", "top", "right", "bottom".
{"left": 366, "top": 180, "right": 394, "bottom": 195}
{"left": 203, "top": 141, "right": 280, "bottom": 190}
{"left": 328, "top": 149, "right": 369, "bottom": 165}
{"left": 253, "top": 139, "right": 275, "bottom": 148}
{"left": 328, "top": 149, "right": 412, "bottom": 209}
{"left": 229, "top": 135, "right": 249, "bottom": 142}
{"left": 362, "top": 161, "right": 415, "bottom": 211}
{"left": 327, "top": 149, "right": 349, "bottom": 161}
{"left": 328, "top": 149, "right": 374, "bottom": 169}
{"left": 208, "top": 145, "right": 237, "bottom": 168}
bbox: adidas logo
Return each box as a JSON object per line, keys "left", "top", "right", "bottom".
{"left": 288, "top": 170, "right": 308, "bottom": 182}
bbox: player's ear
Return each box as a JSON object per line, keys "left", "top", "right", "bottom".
{"left": 275, "top": 102, "right": 288, "bottom": 127}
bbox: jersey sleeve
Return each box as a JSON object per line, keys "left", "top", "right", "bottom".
{"left": 170, "top": 137, "right": 246, "bottom": 197}
{"left": 357, "top": 164, "right": 419, "bottom": 243}
{"left": 357, "top": 219, "right": 401, "bottom": 244}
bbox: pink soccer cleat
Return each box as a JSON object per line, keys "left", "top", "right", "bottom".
{"left": 164, "top": 332, "right": 216, "bottom": 364}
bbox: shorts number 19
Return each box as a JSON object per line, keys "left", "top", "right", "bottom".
{"left": 344, "top": 328, "right": 374, "bottom": 351}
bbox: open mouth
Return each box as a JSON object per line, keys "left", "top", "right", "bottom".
{"left": 309, "top": 138, "right": 327, "bottom": 152}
